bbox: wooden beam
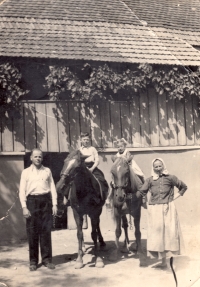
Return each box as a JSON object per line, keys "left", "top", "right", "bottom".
{"left": 35, "top": 103, "right": 48, "bottom": 151}
{"left": 90, "top": 102, "right": 102, "bottom": 147}
{"left": 130, "top": 96, "right": 141, "bottom": 147}
{"left": 120, "top": 102, "right": 132, "bottom": 147}
{"left": 57, "top": 102, "right": 70, "bottom": 152}
{"left": 148, "top": 88, "right": 159, "bottom": 147}
{"left": 46, "top": 102, "right": 59, "bottom": 152}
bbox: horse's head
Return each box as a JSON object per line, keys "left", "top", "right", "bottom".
{"left": 60, "top": 150, "right": 89, "bottom": 177}
{"left": 110, "top": 155, "right": 133, "bottom": 208}
{"left": 56, "top": 150, "right": 85, "bottom": 195}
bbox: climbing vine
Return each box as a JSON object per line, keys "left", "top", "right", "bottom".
{"left": 0, "top": 62, "right": 27, "bottom": 119}
{"left": 44, "top": 63, "right": 200, "bottom": 102}
{"left": 1, "top": 61, "right": 200, "bottom": 119}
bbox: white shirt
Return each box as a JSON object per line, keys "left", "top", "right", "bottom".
{"left": 79, "top": 146, "right": 99, "bottom": 166}
{"left": 19, "top": 164, "right": 57, "bottom": 208}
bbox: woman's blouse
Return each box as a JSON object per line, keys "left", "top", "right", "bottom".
{"left": 138, "top": 174, "right": 187, "bottom": 205}
{"left": 79, "top": 146, "right": 99, "bottom": 166}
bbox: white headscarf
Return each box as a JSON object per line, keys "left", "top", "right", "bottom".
{"left": 151, "top": 158, "right": 169, "bottom": 180}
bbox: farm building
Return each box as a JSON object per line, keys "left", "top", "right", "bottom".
{"left": 0, "top": 0, "right": 200, "bottom": 242}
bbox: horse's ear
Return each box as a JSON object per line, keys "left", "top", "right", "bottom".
{"left": 111, "top": 155, "right": 117, "bottom": 162}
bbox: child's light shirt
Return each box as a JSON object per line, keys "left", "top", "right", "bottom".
{"left": 116, "top": 148, "right": 131, "bottom": 159}
{"left": 79, "top": 146, "right": 99, "bottom": 166}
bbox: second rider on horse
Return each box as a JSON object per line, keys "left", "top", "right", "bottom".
{"left": 106, "top": 138, "right": 145, "bottom": 207}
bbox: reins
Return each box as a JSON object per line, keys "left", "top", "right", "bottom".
{"left": 112, "top": 184, "right": 128, "bottom": 190}
{"left": 92, "top": 173, "right": 104, "bottom": 201}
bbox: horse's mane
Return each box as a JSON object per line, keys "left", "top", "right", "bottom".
{"left": 64, "top": 150, "right": 80, "bottom": 162}
{"left": 62, "top": 149, "right": 100, "bottom": 198}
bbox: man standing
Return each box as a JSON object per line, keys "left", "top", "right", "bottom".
{"left": 19, "top": 148, "right": 57, "bottom": 271}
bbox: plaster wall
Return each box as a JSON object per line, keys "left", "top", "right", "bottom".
{"left": 0, "top": 155, "right": 26, "bottom": 243}
{"left": 98, "top": 149, "right": 200, "bottom": 228}
{"left": 0, "top": 149, "right": 199, "bottom": 242}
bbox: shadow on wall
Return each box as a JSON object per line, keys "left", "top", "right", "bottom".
{"left": 0, "top": 156, "right": 26, "bottom": 243}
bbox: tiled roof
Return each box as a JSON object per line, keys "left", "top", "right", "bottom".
{"left": 123, "top": 0, "right": 200, "bottom": 45}
{"left": 0, "top": 0, "right": 141, "bottom": 25}
{"left": 0, "top": 0, "right": 200, "bottom": 65}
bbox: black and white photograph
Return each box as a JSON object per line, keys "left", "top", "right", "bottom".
{"left": 0, "top": 0, "right": 200, "bottom": 286}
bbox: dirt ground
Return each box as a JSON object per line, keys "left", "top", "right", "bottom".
{"left": 0, "top": 208, "right": 200, "bottom": 287}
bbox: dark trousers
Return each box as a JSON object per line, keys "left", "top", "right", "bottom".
{"left": 26, "top": 193, "right": 53, "bottom": 265}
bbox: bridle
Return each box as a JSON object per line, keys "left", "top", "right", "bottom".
{"left": 112, "top": 178, "right": 134, "bottom": 229}
{"left": 112, "top": 184, "right": 128, "bottom": 190}
{"left": 112, "top": 181, "right": 130, "bottom": 204}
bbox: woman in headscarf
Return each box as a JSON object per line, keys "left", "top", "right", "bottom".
{"left": 136, "top": 158, "right": 187, "bottom": 268}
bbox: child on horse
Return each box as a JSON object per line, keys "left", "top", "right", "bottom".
{"left": 79, "top": 132, "right": 109, "bottom": 202}
{"left": 106, "top": 138, "right": 145, "bottom": 205}
{"left": 136, "top": 158, "right": 187, "bottom": 268}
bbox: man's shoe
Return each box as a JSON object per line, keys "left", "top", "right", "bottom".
{"left": 43, "top": 262, "right": 55, "bottom": 269}
{"left": 29, "top": 265, "right": 37, "bottom": 271}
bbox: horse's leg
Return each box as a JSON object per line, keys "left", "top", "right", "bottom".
{"left": 96, "top": 218, "right": 106, "bottom": 248}
{"left": 134, "top": 210, "right": 147, "bottom": 266}
{"left": 90, "top": 213, "right": 104, "bottom": 268}
{"left": 56, "top": 177, "right": 66, "bottom": 216}
{"left": 82, "top": 233, "right": 86, "bottom": 253}
{"left": 72, "top": 208, "right": 84, "bottom": 269}
{"left": 121, "top": 214, "right": 130, "bottom": 253}
{"left": 134, "top": 214, "right": 141, "bottom": 252}
{"left": 109, "top": 207, "right": 121, "bottom": 261}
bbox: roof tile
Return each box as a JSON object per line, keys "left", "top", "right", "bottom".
{"left": 0, "top": 1, "right": 200, "bottom": 64}
{"left": 0, "top": 19, "right": 199, "bottom": 65}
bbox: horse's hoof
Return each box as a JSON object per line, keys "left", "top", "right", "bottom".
{"left": 121, "top": 246, "right": 129, "bottom": 254}
{"left": 75, "top": 261, "right": 84, "bottom": 269}
{"left": 95, "top": 258, "right": 104, "bottom": 268}
{"left": 131, "top": 244, "right": 138, "bottom": 252}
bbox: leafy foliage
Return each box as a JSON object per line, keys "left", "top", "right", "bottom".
{"left": 1, "top": 61, "right": 200, "bottom": 119}
{"left": 44, "top": 63, "right": 200, "bottom": 102}
{"left": 0, "top": 62, "right": 28, "bottom": 119}
{"left": 45, "top": 66, "right": 82, "bottom": 100}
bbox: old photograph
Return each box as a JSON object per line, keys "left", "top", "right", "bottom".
{"left": 0, "top": 0, "right": 200, "bottom": 286}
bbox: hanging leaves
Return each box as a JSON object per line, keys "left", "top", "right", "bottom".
{"left": 43, "top": 63, "right": 200, "bottom": 103}
{"left": 0, "top": 62, "right": 28, "bottom": 119}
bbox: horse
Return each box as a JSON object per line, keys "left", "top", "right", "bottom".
{"left": 109, "top": 155, "right": 147, "bottom": 266}
{"left": 56, "top": 150, "right": 107, "bottom": 269}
